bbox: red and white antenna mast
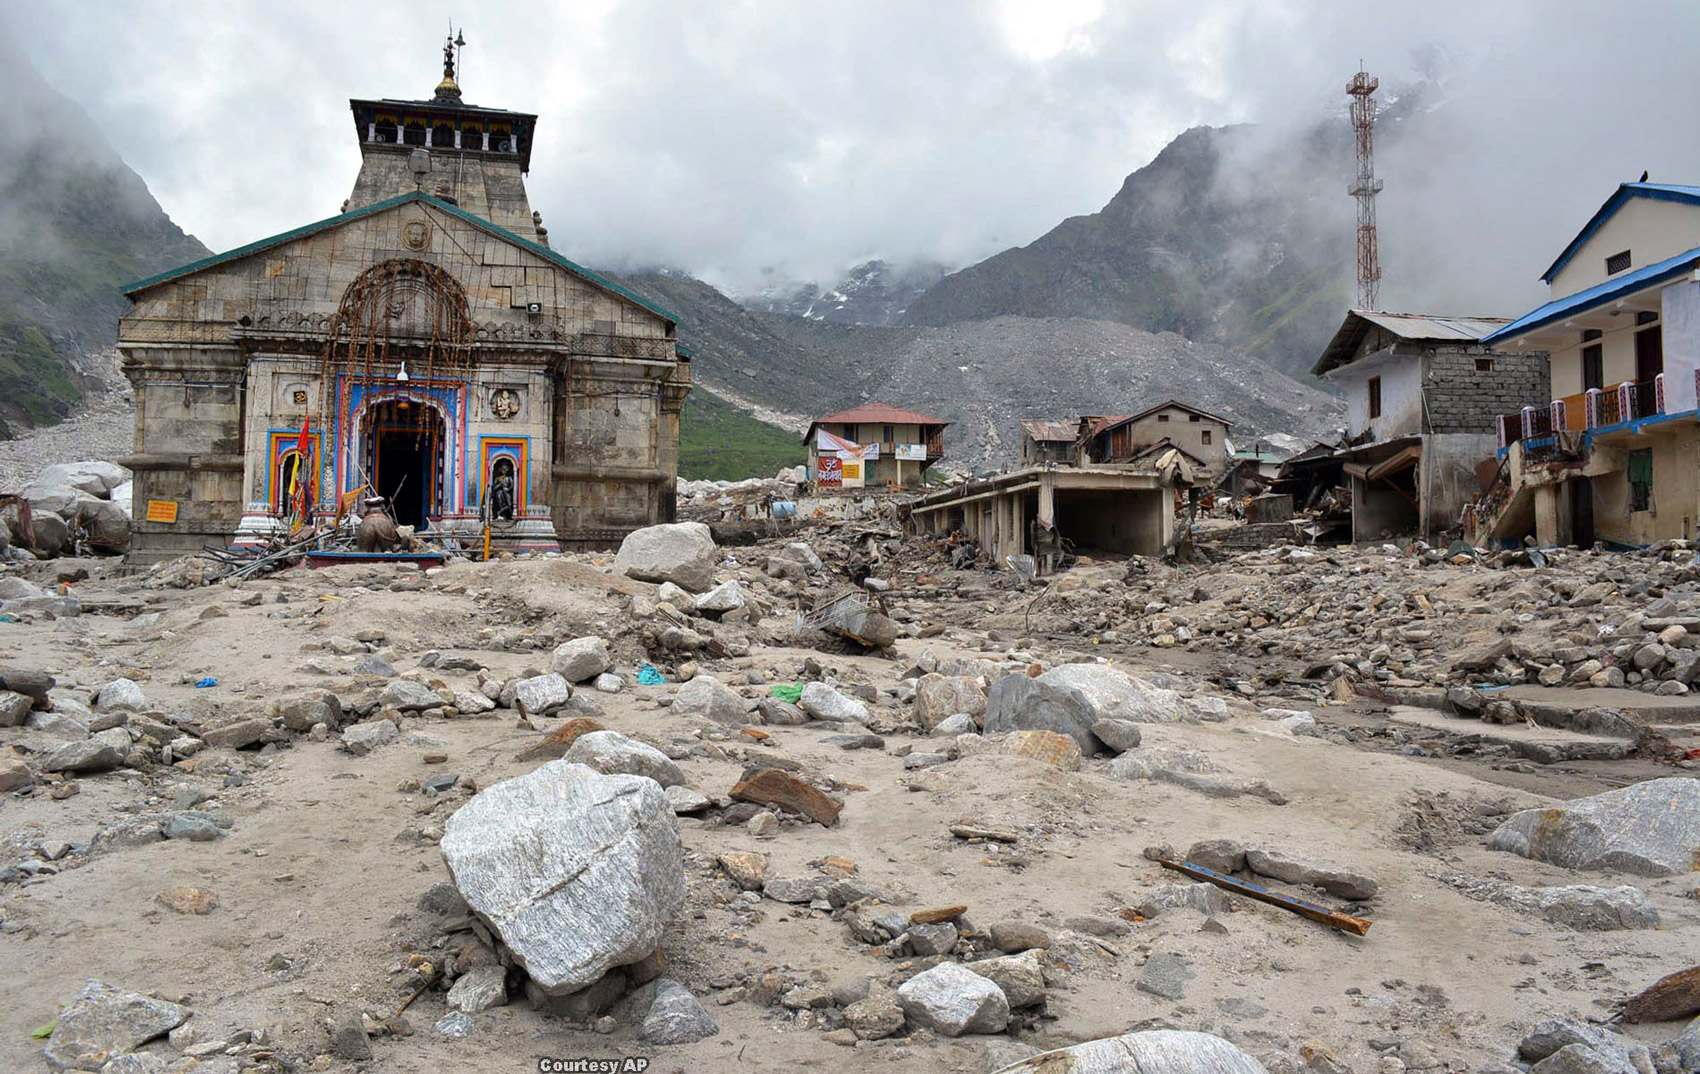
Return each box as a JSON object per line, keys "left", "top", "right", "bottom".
{"left": 1347, "top": 64, "right": 1383, "bottom": 311}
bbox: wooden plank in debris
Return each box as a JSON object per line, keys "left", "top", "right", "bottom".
{"left": 1622, "top": 965, "right": 1700, "bottom": 1023}
{"left": 1159, "top": 859, "right": 1372, "bottom": 937}
{"left": 950, "top": 824, "right": 1019, "bottom": 843}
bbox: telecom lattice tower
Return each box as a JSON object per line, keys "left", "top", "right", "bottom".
{"left": 1347, "top": 66, "right": 1383, "bottom": 311}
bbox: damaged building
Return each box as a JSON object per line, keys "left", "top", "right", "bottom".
{"left": 804, "top": 404, "right": 948, "bottom": 490}
{"left": 1476, "top": 181, "right": 1700, "bottom": 548}
{"left": 115, "top": 46, "right": 691, "bottom": 563}
{"left": 1311, "top": 311, "right": 1546, "bottom": 543}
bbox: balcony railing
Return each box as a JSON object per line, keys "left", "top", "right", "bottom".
{"left": 1503, "top": 375, "right": 1677, "bottom": 450}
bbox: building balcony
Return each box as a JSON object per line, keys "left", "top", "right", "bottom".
{"left": 1497, "top": 374, "right": 1680, "bottom": 450}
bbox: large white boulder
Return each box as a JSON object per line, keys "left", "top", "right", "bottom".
{"left": 564, "top": 730, "right": 685, "bottom": 788}
{"left": 897, "top": 962, "right": 1009, "bottom": 1037}
{"left": 989, "top": 1030, "right": 1269, "bottom": 1073}
{"left": 615, "top": 522, "right": 717, "bottom": 592}
{"left": 37, "top": 461, "right": 130, "bottom": 497}
{"left": 550, "top": 637, "right": 612, "bottom": 683}
{"left": 672, "top": 675, "right": 748, "bottom": 724}
{"left": 1488, "top": 777, "right": 1700, "bottom": 877}
{"left": 441, "top": 762, "right": 684, "bottom": 995}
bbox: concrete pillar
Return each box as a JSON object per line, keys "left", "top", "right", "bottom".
{"left": 1534, "top": 484, "right": 1561, "bottom": 548}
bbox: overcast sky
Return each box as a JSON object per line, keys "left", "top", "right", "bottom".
{"left": 7, "top": 1, "right": 1700, "bottom": 308}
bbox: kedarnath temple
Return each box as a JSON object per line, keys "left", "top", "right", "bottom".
{"left": 116, "top": 35, "right": 691, "bottom": 563}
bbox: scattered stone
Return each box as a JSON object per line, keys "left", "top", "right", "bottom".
{"left": 0, "top": 757, "right": 34, "bottom": 792}
{"left": 0, "top": 689, "right": 32, "bottom": 727}
{"left": 564, "top": 730, "right": 685, "bottom": 787}
{"left": 441, "top": 761, "right": 684, "bottom": 995}
{"left": 987, "top": 1030, "right": 1271, "bottom": 1074}
{"left": 1091, "top": 718, "right": 1144, "bottom": 753}
{"left": 913, "top": 674, "right": 987, "bottom": 730}
{"left": 1244, "top": 849, "right": 1379, "bottom": 900}
{"left": 201, "top": 718, "right": 267, "bottom": 750}
{"left": 615, "top": 522, "right": 717, "bottom": 592}
{"left": 341, "top": 718, "right": 399, "bottom": 756}
{"left": 988, "top": 922, "right": 1051, "bottom": 953}
{"left": 1488, "top": 778, "right": 1700, "bottom": 877}
{"left": 746, "top": 811, "right": 779, "bottom": 837}
{"left": 156, "top": 886, "right": 219, "bottom": 915}
{"left": 515, "top": 717, "right": 607, "bottom": 761}
{"left": 906, "top": 921, "right": 959, "bottom": 955}
{"left": 37, "top": 739, "right": 123, "bottom": 774}
{"left": 964, "top": 950, "right": 1046, "bottom": 1008}
{"left": 550, "top": 637, "right": 612, "bottom": 683}
{"left": 665, "top": 785, "right": 711, "bottom": 814}
{"left": 434, "top": 1011, "right": 474, "bottom": 1039}
{"left": 637, "top": 979, "right": 720, "bottom": 1045}
{"left": 1439, "top": 875, "right": 1659, "bottom": 930}
{"left": 593, "top": 673, "right": 623, "bottom": 694}
{"left": 1185, "top": 839, "right": 1247, "bottom": 874}
{"left": 513, "top": 674, "right": 572, "bottom": 717}
{"left": 43, "top": 979, "right": 190, "bottom": 1071}
{"left": 447, "top": 965, "right": 508, "bottom": 1013}
{"left": 1004, "top": 728, "right": 1084, "bottom": 769}
{"left": 694, "top": 579, "right": 748, "bottom": 615}
{"left": 729, "top": 768, "right": 841, "bottom": 826}
{"left": 844, "top": 994, "right": 906, "bottom": 1040}
{"left": 1137, "top": 952, "right": 1195, "bottom": 1001}
{"left": 717, "top": 850, "right": 769, "bottom": 891}
{"left": 672, "top": 675, "right": 748, "bottom": 723}
{"left": 95, "top": 678, "right": 146, "bottom": 712}
{"left": 798, "top": 682, "right": 869, "bottom": 723}
{"left": 896, "top": 961, "right": 1010, "bottom": 1037}
{"left": 327, "top": 1009, "right": 372, "bottom": 1060}
{"left": 377, "top": 679, "right": 440, "bottom": 712}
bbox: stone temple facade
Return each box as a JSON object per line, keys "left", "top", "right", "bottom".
{"left": 116, "top": 54, "right": 690, "bottom": 563}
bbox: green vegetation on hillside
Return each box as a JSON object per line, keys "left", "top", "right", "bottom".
{"left": 679, "top": 387, "right": 803, "bottom": 481}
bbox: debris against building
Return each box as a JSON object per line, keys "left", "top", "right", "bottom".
{"left": 1311, "top": 311, "right": 1546, "bottom": 543}
{"left": 1477, "top": 181, "right": 1700, "bottom": 549}
{"left": 1078, "top": 400, "right": 1232, "bottom": 481}
{"left": 804, "top": 403, "right": 948, "bottom": 490}
{"left": 115, "top": 44, "right": 691, "bottom": 563}
{"left": 1017, "top": 419, "right": 1080, "bottom": 467}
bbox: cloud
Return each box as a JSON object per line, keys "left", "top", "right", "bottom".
{"left": 4, "top": 0, "right": 1699, "bottom": 312}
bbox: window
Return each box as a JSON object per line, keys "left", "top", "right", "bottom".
{"left": 1368, "top": 376, "right": 1382, "bottom": 419}
{"left": 1637, "top": 313, "right": 1664, "bottom": 381}
{"left": 1475, "top": 358, "right": 1494, "bottom": 372}
{"left": 1582, "top": 329, "right": 1604, "bottom": 391}
{"left": 1629, "top": 448, "right": 1653, "bottom": 512}
{"left": 882, "top": 425, "right": 894, "bottom": 443}
{"left": 1201, "top": 430, "right": 1212, "bottom": 445}
{"left": 1188, "top": 414, "right": 1201, "bottom": 423}
{"left": 1157, "top": 413, "right": 1171, "bottom": 422}
{"left": 1606, "top": 250, "right": 1633, "bottom": 275}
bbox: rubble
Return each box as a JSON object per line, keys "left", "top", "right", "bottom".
{"left": 989, "top": 1029, "right": 1270, "bottom": 1073}
{"left": 43, "top": 980, "right": 189, "bottom": 1071}
{"left": 896, "top": 962, "right": 1010, "bottom": 1036}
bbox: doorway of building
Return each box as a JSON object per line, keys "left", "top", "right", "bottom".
{"left": 362, "top": 400, "right": 443, "bottom": 529}
{"left": 1570, "top": 476, "right": 1595, "bottom": 549}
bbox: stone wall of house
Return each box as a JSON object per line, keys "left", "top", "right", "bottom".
{"left": 1423, "top": 346, "right": 1551, "bottom": 434}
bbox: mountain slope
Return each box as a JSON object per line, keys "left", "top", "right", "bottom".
{"left": 741, "top": 259, "right": 950, "bottom": 326}
{"left": 901, "top": 120, "right": 1360, "bottom": 378}
{"left": 0, "top": 43, "right": 209, "bottom": 438}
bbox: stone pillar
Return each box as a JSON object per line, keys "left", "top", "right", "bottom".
{"left": 1534, "top": 484, "right": 1561, "bottom": 548}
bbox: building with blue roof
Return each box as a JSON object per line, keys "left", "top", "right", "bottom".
{"left": 115, "top": 38, "right": 692, "bottom": 562}
{"left": 1473, "top": 180, "right": 1700, "bottom": 549}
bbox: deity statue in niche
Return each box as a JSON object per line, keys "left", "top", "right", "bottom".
{"left": 490, "top": 388, "right": 520, "bottom": 420}
{"left": 489, "top": 457, "right": 516, "bottom": 521}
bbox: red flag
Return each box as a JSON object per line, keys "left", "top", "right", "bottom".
{"left": 292, "top": 416, "right": 313, "bottom": 527}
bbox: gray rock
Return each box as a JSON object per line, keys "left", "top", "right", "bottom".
{"left": 341, "top": 718, "right": 399, "bottom": 756}
{"left": 28, "top": 710, "right": 89, "bottom": 737}
{"left": 1045, "top": 663, "right": 1189, "bottom": 723}
{"left": 799, "top": 682, "right": 869, "bottom": 723}
{"left": 163, "top": 814, "right": 224, "bottom": 841}
{"left": 987, "top": 1029, "right": 1270, "bottom": 1073}
{"left": 433, "top": 1011, "right": 475, "bottom": 1039}
{"left": 1488, "top": 778, "right": 1700, "bottom": 877}
{"left": 694, "top": 580, "right": 748, "bottom": 615}
{"left": 904, "top": 752, "right": 950, "bottom": 769}
{"left": 593, "top": 673, "right": 623, "bottom": 694}
{"left": 931, "top": 712, "right": 978, "bottom": 736}
{"left": 352, "top": 655, "right": 396, "bottom": 677}
{"left": 378, "top": 679, "right": 440, "bottom": 712}
{"left": 755, "top": 697, "right": 808, "bottom": 725}
{"left": 1136, "top": 952, "right": 1194, "bottom": 1000}
{"left": 418, "top": 882, "right": 470, "bottom": 916}
{"left": 513, "top": 673, "right": 572, "bottom": 717}
{"left": 637, "top": 979, "right": 719, "bottom": 1045}
{"left": 983, "top": 673, "right": 1101, "bottom": 754}
{"left": 672, "top": 675, "right": 748, "bottom": 723}
{"left": 43, "top": 979, "right": 189, "bottom": 1071}
{"left": 1280, "top": 713, "right": 1319, "bottom": 736}
{"left": 844, "top": 993, "right": 906, "bottom": 1040}
{"left": 0, "top": 689, "right": 32, "bottom": 727}
{"left": 38, "top": 738, "right": 123, "bottom": 773}
{"left": 656, "top": 582, "right": 696, "bottom": 611}
{"left": 550, "top": 637, "right": 612, "bottom": 683}
{"left": 38, "top": 461, "right": 128, "bottom": 496}
{"left": 1442, "top": 875, "right": 1659, "bottom": 930}
{"left": 447, "top": 964, "right": 508, "bottom": 1012}
{"left": 95, "top": 678, "right": 146, "bottom": 712}
{"left": 564, "top": 730, "right": 685, "bottom": 787}
{"left": 964, "top": 950, "right": 1045, "bottom": 1008}
{"left": 440, "top": 761, "right": 684, "bottom": 996}
{"left": 1244, "top": 849, "right": 1378, "bottom": 900}
{"left": 201, "top": 718, "right": 267, "bottom": 750}
{"left": 664, "top": 785, "right": 711, "bottom": 814}
{"left": 1671, "top": 1015, "right": 1700, "bottom": 1072}
{"left": 1530, "top": 1044, "right": 1631, "bottom": 1073}
{"left": 277, "top": 693, "right": 341, "bottom": 732}
{"left": 1091, "top": 718, "right": 1143, "bottom": 753}
{"left": 906, "top": 921, "right": 959, "bottom": 956}
{"left": 1184, "top": 839, "right": 1247, "bottom": 874}
{"left": 913, "top": 674, "right": 986, "bottom": 730}
{"left": 615, "top": 522, "right": 717, "bottom": 592}
{"left": 896, "top": 961, "right": 1010, "bottom": 1037}
{"left": 0, "top": 576, "right": 43, "bottom": 601}
{"left": 763, "top": 875, "right": 828, "bottom": 903}
{"left": 100, "top": 1053, "right": 171, "bottom": 1074}
{"left": 1518, "top": 1017, "right": 1652, "bottom": 1073}
{"left": 327, "top": 1009, "right": 371, "bottom": 1060}
{"left": 1138, "top": 883, "right": 1232, "bottom": 917}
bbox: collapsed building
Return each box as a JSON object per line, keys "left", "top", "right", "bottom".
{"left": 115, "top": 48, "right": 691, "bottom": 563}
{"left": 1476, "top": 181, "right": 1700, "bottom": 549}
{"left": 1310, "top": 311, "right": 1546, "bottom": 543}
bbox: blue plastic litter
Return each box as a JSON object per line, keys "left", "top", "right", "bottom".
{"left": 771, "top": 501, "right": 797, "bottom": 520}
{"left": 637, "top": 664, "right": 665, "bottom": 686}
{"left": 194, "top": 676, "right": 218, "bottom": 689}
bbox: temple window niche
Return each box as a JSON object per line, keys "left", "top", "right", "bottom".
{"left": 431, "top": 118, "right": 456, "bottom": 148}
{"left": 402, "top": 118, "right": 427, "bottom": 147}
{"left": 461, "top": 122, "right": 484, "bottom": 152}
{"left": 373, "top": 113, "right": 398, "bottom": 144}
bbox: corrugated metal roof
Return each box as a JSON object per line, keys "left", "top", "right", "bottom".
{"left": 121, "top": 191, "right": 680, "bottom": 326}
{"left": 1019, "top": 419, "right": 1077, "bottom": 442}
{"left": 1541, "top": 182, "right": 1700, "bottom": 284}
{"left": 1313, "top": 310, "right": 1512, "bottom": 375}
{"left": 1090, "top": 400, "right": 1234, "bottom": 438}
{"left": 1483, "top": 243, "right": 1700, "bottom": 344}
{"left": 812, "top": 403, "right": 950, "bottom": 426}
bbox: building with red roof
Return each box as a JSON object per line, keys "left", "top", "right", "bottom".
{"left": 804, "top": 403, "right": 949, "bottom": 489}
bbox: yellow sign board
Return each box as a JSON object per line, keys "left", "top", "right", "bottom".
{"left": 145, "top": 500, "right": 179, "bottom": 524}
{"left": 840, "top": 461, "right": 861, "bottom": 479}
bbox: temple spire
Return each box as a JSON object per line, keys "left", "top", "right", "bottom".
{"left": 434, "top": 26, "right": 464, "bottom": 102}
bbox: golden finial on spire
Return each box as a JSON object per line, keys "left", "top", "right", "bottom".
{"left": 434, "top": 25, "right": 464, "bottom": 100}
